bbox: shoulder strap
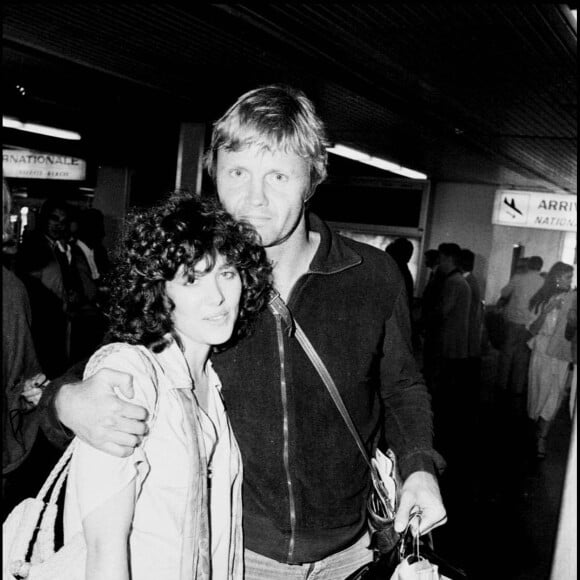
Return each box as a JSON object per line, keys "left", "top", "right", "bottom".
{"left": 268, "top": 292, "right": 372, "bottom": 470}
{"left": 36, "top": 438, "right": 77, "bottom": 503}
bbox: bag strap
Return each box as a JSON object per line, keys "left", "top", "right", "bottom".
{"left": 268, "top": 291, "right": 372, "bottom": 470}
{"left": 36, "top": 438, "right": 77, "bottom": 504}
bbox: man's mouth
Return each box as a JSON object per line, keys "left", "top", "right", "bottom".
{"left": 242, "top": 214, "right": 270, "bottom": 222}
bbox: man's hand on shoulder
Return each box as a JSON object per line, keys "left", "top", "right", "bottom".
{"left": 55, "top": 368, "right": 148, "bottom": 458}
{"left": 394, "top": 470, "right": 447, "bottom": 536}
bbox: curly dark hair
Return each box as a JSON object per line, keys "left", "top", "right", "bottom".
{"left": 105, "top": 191, "right": 272, "bottom": 353}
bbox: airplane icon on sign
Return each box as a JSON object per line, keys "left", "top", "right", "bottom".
{"left": 503, "top": 197, "right": 523, "bottom": 218}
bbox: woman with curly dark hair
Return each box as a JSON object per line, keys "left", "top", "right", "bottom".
{"left": 62, "top": 192, "right": 272, "bottom": 580}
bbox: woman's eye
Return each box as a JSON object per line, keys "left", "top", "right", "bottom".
{"left": 221, "top": 269, "right": 238, "bottom": 280}
{"left": 272, "top": 173, "right": 288, "bottom": 183}
{"left": 229, "top": 168, "right": 246, "bottom": 178}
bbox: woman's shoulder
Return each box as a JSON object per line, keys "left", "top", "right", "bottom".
{"left": 85, "top": 342, "right": 154, "bottom": 374}
{"left": 84, "top": 342, "right": 161, "bottom": 410}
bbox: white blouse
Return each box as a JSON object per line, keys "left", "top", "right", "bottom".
{"left": 63, "top": 340, "right": 243, "bottom": 579}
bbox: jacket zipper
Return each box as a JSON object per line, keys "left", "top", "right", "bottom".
{"left": 274, "top": 312, "right": 296, "bottom": 562}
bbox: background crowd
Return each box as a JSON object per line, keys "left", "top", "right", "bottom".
{"left": 2, "top": 184, "right": 111, "bottom": 517}
{"left": 385, "top": 238, "right": 576, "bottom": 469}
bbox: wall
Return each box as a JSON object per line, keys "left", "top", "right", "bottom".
{"left": 423, "top": 182, "right": 495, "bottom": 299}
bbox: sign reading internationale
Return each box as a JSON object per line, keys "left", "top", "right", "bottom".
{"left": 2, "top": 149, "right": 87, "bottom": 181}
{"left": 493, "top": 190, "right": 576, "bottom": 232}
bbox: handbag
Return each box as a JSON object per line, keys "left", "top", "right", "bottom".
{"left": 348, "top": 510, "right": 469, "bottom": 580}
{"left": 2, "top": 439, "right": 86, "bottom": 580}
{"left": 389, "top": 513, "right": 440, "bottom": 580}
{"left": 268, "top": 292, "right": 402, "bottom": 558}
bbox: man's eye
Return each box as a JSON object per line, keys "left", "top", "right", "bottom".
{"left": 229, "top": 168, "right": 245, "bottom": 178}
{"left": 272, "top": 173, "right": 288, "bottom": 182}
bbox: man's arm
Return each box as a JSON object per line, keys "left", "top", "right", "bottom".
{"left": 38, "top": 358, "right": 87, "bottom": 448}
{"left": 38, "top": 361, "right": 148, "bottom": 457}
{"left": 380, "top": 287, "right": 447, "bottom": 535}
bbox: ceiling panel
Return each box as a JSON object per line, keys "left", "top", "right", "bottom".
{"left": 2, "top": 2, "right": 577, "bottom": 193}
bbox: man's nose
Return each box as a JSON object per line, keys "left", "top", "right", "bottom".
{"left": 247, "top": 176, "right": 267, "bottom": 206}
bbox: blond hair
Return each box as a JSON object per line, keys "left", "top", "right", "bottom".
{"left": 204, "top": 85, "right": 328, "bottom": 198}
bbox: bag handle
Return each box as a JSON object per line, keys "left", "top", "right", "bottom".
{"left": 268, "top": 291, "right": 372, "bottom": 470}
{"left": 37, "top": 438, "right": 77, "bottom": 504}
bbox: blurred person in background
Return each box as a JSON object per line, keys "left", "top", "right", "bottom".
{"left": 16, "top": 199, "right": 89, "bottom": 376}
{"left": 420, "top": 249, "right": 441, "bottom": 313}
{"left": 459, "top": 249, "right": 483, "bottom": 404}
{"left": 514, "top": 256, "right": 529, "bottom": 275}
{"left": 386, "top": 237, "right": 419, "bottom": 349}
{"left": 423, "top": 243, "right": 471, "bottom": 461}
{"left": 2, "top": 181, "right": 56, "bottom": 518}
{"left": 565, "top": 289, "right": 577, "bottom": 418}
{"left": 527, "top": 262, "right": 575, "bottom": 459}
{"left": 385, "top": 237, "right": 415, "bottom": 312}
{"left": 68, "top": 208, "right": 111, "bottom": 363}
{"left": 419, "top": 249, "right": 442, "bottom": 346}
{"left": 74, "top": 208, "right": 111, "bottom": 296}
{"left": 496, "top": 255, "right": 544, "bottom": 411}
{"left": 424, "top": 249, "right": 440, "bottom": 281}
{"left": 17, "top": 198, "right": 83, "bottom": 309}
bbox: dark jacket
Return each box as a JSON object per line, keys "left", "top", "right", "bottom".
{"left": 464, "top": 272, "right": 483, "bottom": 358}
{"left": 3, "top": 267, "right": 42, "bottom": 474}
{"left": 213, "top": 214, "right": 443, "bottom": 564}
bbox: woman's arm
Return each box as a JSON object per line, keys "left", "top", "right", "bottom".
{"left": 528, "top": 309, "right": 548, "bottom": 336}
{"left": 528, "top": 297, "right": 561, "bottom": 336}
{"left": 83, "top": 480, "right": 136, "bottom": 580}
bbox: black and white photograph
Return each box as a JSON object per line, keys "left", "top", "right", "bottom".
{"left": 2, "top": 4, "right": 577, "bottom": 580}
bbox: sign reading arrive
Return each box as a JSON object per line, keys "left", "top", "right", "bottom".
{"left": 3, "top": 149, "right": 87, "bottom": 181}
{"left": 493, "top": 190, "right": 577, "bottom": 232}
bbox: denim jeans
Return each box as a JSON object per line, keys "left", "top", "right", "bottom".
{"left": 244, "top": 532, "right": 373, "bottom": 580}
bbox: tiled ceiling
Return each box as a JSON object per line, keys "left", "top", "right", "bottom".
{"left": 2, "top": 3, "right": 577, "bottom": 194}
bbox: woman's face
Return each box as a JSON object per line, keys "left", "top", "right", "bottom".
{"left": 556, "top": 271, "right": 573, "bottom": 292}
{"left": 165, "top": 254, "right": 242, "bottom": 354}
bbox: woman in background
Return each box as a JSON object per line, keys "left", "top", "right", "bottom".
{"left": 527, "top": 261, "right": 575, "bottom": 458}
{"left": 63, "top": 192, "right": 271, "bottom": 579}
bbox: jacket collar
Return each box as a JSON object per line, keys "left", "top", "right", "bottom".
{"left": 154, "top": 337, "right": 218, "bottom": 392}
{"left": 307, "top": 213, "right": 362, "bottom": 275}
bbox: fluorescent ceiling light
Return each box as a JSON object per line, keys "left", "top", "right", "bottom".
{"left": 327, "top": 144, "right": 427, "bottom": 180}
{"left": 2, "top": 116, "right": 81, "bottom": 141}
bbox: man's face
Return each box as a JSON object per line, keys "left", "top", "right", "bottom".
{"left": 216, "top": 144, "right": 310, "bottom": 248}
{"left": 46, "top": 208, "right": 68, "bottom": 241}
{"left": 438, "top": 252, "right": 454, "bottom": 273}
